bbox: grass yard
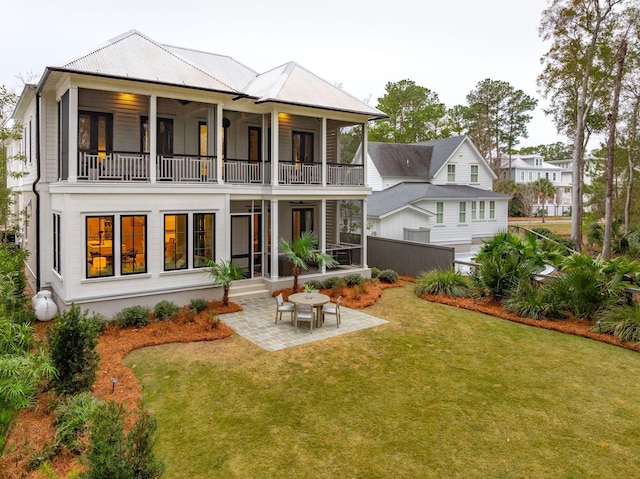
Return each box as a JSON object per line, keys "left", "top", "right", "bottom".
{"left": 126, "top": 284, "right": 640, "bottom": 478}
{"left": 509, "top": 217, "right": 572, "bottom": 237}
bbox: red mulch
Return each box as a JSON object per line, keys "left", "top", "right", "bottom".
{"left": 1, "top": 301, "right": 237, "bottom": 479}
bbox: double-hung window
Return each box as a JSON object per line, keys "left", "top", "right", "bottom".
{"left": 164, "top": 214, "right": 188, "bottom": 271}
{"left": 447, "top": 164, "right": 456, "bottom": 182}
{"left": 479, "top": 201, "right": 485, "bottom": 220}
{"left": 489, "top": 201, "right": 496, "bottom": 219}
{"left": 436, "top": 202, "right": 444, "bottom": 224}
{"left": 459, "top": 202, "right": 466, "bottom": 223}
{"left": 121, "top": 216, "right": 147, "bottom": 275}
{"left": 470, "top": 165, "right": 478, "bottom": 183}
{"left": 471, "top": 201, "right": 477, "bottom": 220}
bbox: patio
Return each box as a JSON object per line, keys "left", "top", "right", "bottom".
{"left": 221, "top": 296, "right": 388, "bottom": 351}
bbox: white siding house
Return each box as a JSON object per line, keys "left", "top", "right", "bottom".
{"left": 7, "top": 30, "right": 386, "bottom": 315}
{"left": 366, "top": 137, "right": 510, "bottom": 251}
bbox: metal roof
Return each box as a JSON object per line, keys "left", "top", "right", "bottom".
{"left": 45, "top": 30, "right": 386, "bottom": 118}
{"left": 368, "top": 182, "right": 510, "bottom": 218}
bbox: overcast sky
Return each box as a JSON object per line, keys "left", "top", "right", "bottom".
{"left": 2, "top": 0, "right": 567, "bottom": 147}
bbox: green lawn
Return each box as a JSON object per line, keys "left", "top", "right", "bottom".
{"left": 126, "top": 285, "right": 640, "bottom": 478}
{"left": 509, "top": 217, "right": 572, "bottom": 237}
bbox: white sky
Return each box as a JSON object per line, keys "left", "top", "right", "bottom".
{"left": 2, "top": 0, "right": 567, "bottom": 147}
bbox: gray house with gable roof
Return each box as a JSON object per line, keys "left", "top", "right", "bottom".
{"left": 365, "top": 136, "right": 510, "bottom": 251}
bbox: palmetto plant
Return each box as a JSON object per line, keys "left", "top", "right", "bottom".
{"left": 594, "top": 303, "right": 640, "bottom": 343}
{"left": 414, "top": 268, "right": 470, "bottom": 297}
{"left": 278, "top": 231, "right": 337, "bottom": 293}
{"left": 206, "top": 259, "right": 247, "bottom": 306}
{"left": 503, "top": 279, "right": 562, "bottom": 320}
{"left": 471, "top": 251, "right": 538, "bottom": 300}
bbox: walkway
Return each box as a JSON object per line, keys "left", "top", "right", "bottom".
{"left": 221, "top": 296, "right": 388, "bottom": 351}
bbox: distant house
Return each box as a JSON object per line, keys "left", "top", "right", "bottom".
{"left": 365, "top": 136, "right": 510, "bottom": 251}
{"left": 501, "top": 154, "right": 572, "bottom": 216}
{"left": 7, "top": 30, "right": 386, "bottom": 316}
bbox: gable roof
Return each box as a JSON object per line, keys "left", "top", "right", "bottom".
{"left": 367, "top": 182, "right": 510, "bottom": 218}
{"left": 43, "top": 30, "right": 385, "bottom": 119}
{"left": 368, "top": 136, "right": 470, "bottom": 179}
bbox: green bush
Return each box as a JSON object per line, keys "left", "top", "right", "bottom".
{"left": 322, "top": 276, "right": 346, "bottom": 290}
{"left": 47, "top": 304, "right": 101, "bottom": 396}
{"left": 84, "top": 401, "right": 164, "bottom": 479}
{"left": 343, "top": 274, "right": 364, "bottom": 286}
{"left": 377, "top": 269, "right": 399, "bottom": 284}
{"left": 114, "top": 306, "right": 151, "bottom": 328}
{"left": 471, "top": 252, "right": 537, "bottom": 301}
{"left": 153, "top": 300, "right": 179, "bottom": 321}
{"left": 414, "top": 268, "right": 469, "bottom": 297}
{"left": 54, "top": 392, "right": 101, "bottom": 453}
{"left": 370, "top": 267, "right": 381, "bottom": 279}
{"left": 188, "top": 298, "right": 208, "bottom": 313}
{"left": 593, "top": 303, "right": 640, "bottom": 343}
{"left": 502, "top": 280, "right": 563, "bottom": 320}
{"left": 532, "top": 227, "right": 577, "bottom": 253}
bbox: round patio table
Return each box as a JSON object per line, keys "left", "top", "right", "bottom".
{"left": 288, "top": 292, "right": 330, "bottom": 327}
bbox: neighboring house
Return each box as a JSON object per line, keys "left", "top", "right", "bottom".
{"left": 501, "top": 154, "right": 571, "bottom": 216}
{"left": 365, "top": 136, "right": 510, "bottom": 251}
{"left": 7, "top": 30, "right": 385, "bottom": 315}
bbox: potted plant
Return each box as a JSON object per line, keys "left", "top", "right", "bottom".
{"left": 304, "top": 284, "right": 314, "bottom": 298}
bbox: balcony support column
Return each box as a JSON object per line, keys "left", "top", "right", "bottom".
{"left": 149, "top": 95, "right": 157, "bottom": 183}
{"left": 217, "top": 103, "right": 224, "bottom": 185}
{"left": 68, "top": 86, "right": 78, "bottom": 183}
{"left": 271, "top": 199, "right": 279, "bottom": 279}
{"left": 321, "top": 117, "right": 327, "bottom": 187}
{"left": 271, "top": 109, "right": 279, "bottom": 186}
{"left": 321, "top": 198, "right": 327, "bottom": 274}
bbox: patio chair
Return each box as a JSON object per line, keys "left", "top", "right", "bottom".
{"left": 275, "top": 293, "right": 295, "bottom": 324}
{"left": 294, "top": 303, "right": 316, "bottom": 333}
{"left": 322, "top": 296, "right": 341, "bottom": 328}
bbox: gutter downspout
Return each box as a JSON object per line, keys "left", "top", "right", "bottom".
{"left": 33, "top": 92, "right": 41, "bottom": 292}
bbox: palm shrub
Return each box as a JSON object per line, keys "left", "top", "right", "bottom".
{"left": 503, "top": 279, "right": 563, "bottom": 320}
{"left": 593, "top": 303, "right": 640, "bottom": 343}
{"left": 278, "top": 232, "right": 338, "bottom": 293}
{"left": 550, "top": 254, "right": 628, "bottom": 320}
{"left": 471, "top": 252, "right": 537, "bottom": 301}
{"left": 206, "top": 259, "right": 247, "bottom": 306}
{"left": 47, "top": 304, "right": 101, "bottom": 395}
{"left": 414, "top": 268, "right": 469, "bottom": 297}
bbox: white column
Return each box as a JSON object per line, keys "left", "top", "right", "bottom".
{"left": 271, "top": 109, "right": 279, "bottom": 186}
{"left": 271, "top": 199, "right": 279, "bottom": 279}
{"left": 68, "top": 86, "right": 78, "bottom": 182}
{"left": 217, "top": 103, "right": 224, "bottom": 184}
{"left": 321, "top": 198, "right": 327, "bottom": 273}
{"left": 149, "top": 95, "right": 157, "bottom": 183}
{"left": 208, "top": 106, "right": 216, "bottom": 180}
{"left": 362, "top": 198, "right": 368, "bottom": 269}
{"left": 362, "top": 122, "right": 368, "bottom": 186}
{"left": 321, "top": 117, "right": 327, "bottom": 187}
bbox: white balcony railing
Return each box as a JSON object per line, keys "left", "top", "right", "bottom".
{"left": 223, "top": 159, "right": 266, "bottom": 184}
{"left": 278, "top": 162, "right": 322, "bottom": 185}
{"left": 79, "top": 152, "right": 149, "bottom": 181}
{"left": 157, "top": 155, "right": 217, "bottom": 182}
{"left": 327, "top": 163, "right": 364, "bottom": 186}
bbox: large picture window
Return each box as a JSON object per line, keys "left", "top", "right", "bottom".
{"left": 86, "top": 216, "right": 114, "bottom": 278}
{"left": 121, "top": 216, "right": 147, "bottom": 275}
{"left": 164, "top": 214, "right": 188, "bottom": 271}
{"left": 193, "top": 213, "right": 215, "bottom": 268}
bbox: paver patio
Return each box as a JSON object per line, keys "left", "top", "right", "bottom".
{"left": 221, "top": 296, "right": 388, "bottom": 351}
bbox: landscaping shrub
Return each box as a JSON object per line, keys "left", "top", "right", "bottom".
{"left": 302, "top": 280, "right": 323, "bottom": 291}
{"left": 377, "top": 269, "right": 399, "bottom": 284}
{"left": 54, "top": 392, "right": 101, "bottom": 453}
{"left": 153, "top": 300, "right": 179, "bottom": 321}
{"left": 532, "top": 227, "right": 577, "bottom": 253}
{"left": 188, "top": 298, "right": 208, "bottom": 313}
{"left": 322, "top": 276, "right": 346, "bottom": 290}
{"left": 370, "top": 267, "right": 381, "bottom": 279}
{"left": 471, "top": 252, "right": 537, "bottom": 300}
{"left": 414, "top": 268, "right": 469, "bottom": 297}
{"left": 502, "top": 280, "right": 562, "bottom": 320}
{"left": 593, "top": 303, "right": 640, "bottom": 343}
{"left": 47, "top": 304, "right": 101, "bottom": 396}
{"left": 84, "top": 401, "right": 164, "bottom": 479}
{"left": 114, "top": 305, "right": 151, "bottom": 328}
{"left": 343, "top": 273, "right": 364, "bottom": 286}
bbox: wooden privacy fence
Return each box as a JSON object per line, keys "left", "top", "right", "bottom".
{"left": 367, "top": 236, "right": 455, "bottom": 278}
